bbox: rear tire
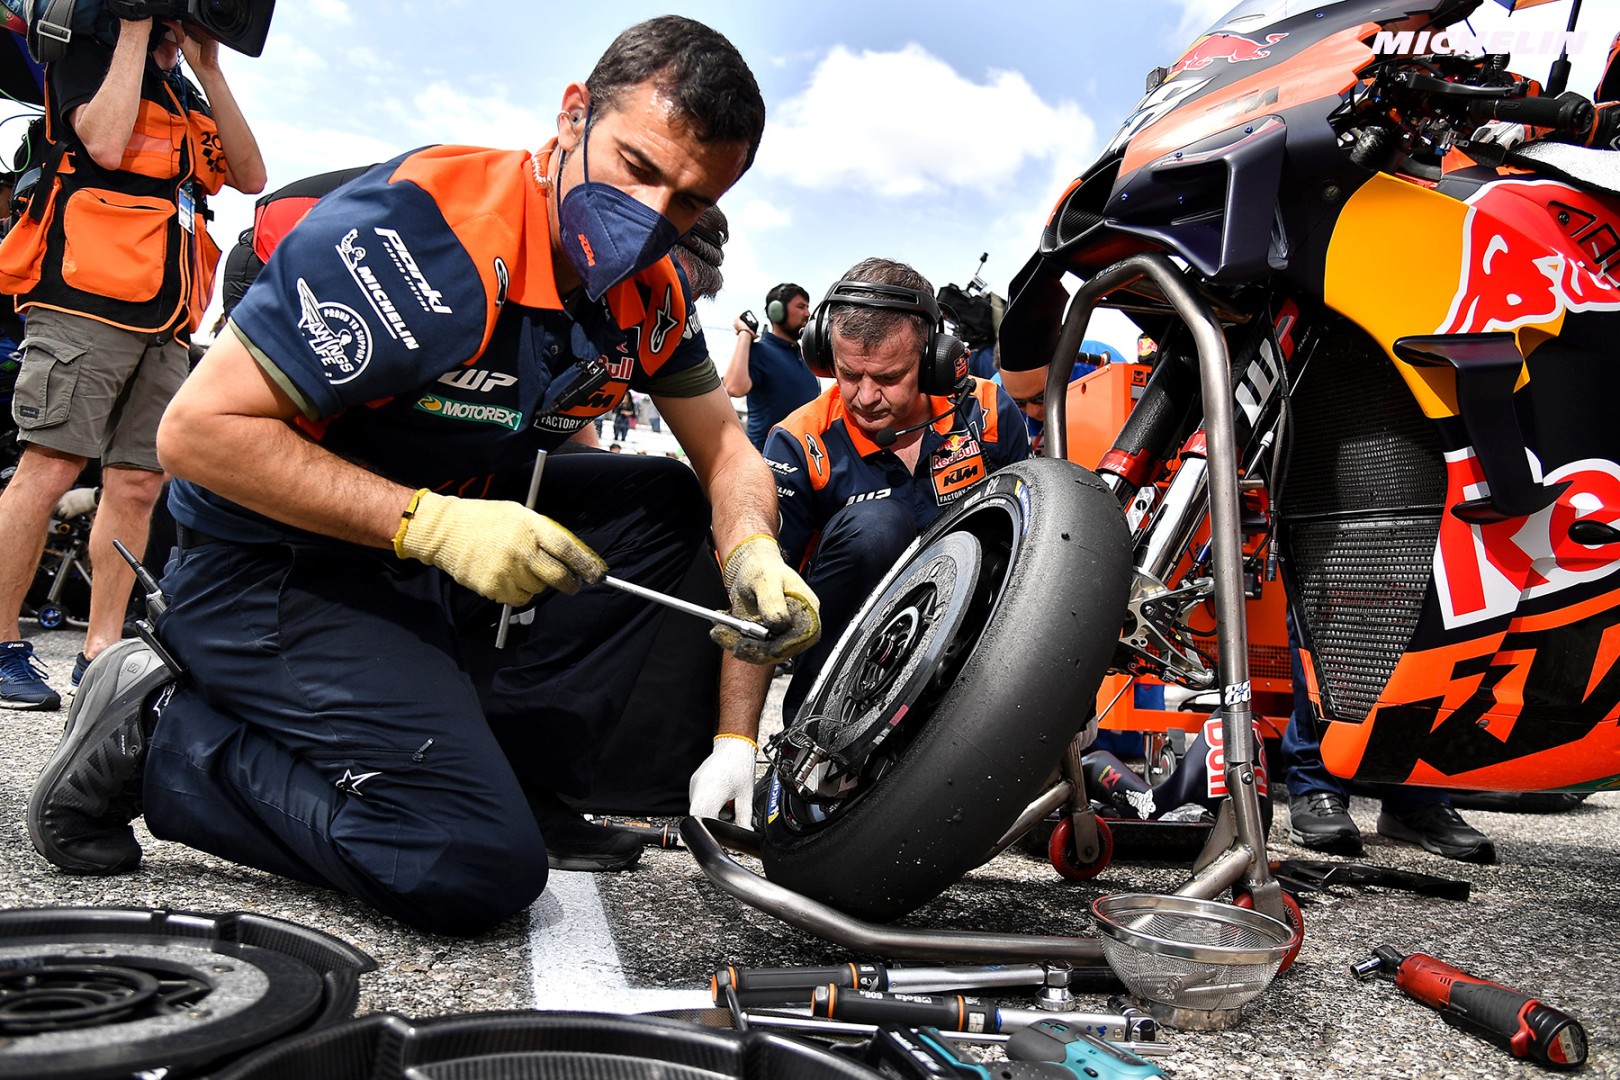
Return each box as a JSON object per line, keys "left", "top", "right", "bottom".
{"left": 758, "top": 458, "right": 1132, "bottom": 921}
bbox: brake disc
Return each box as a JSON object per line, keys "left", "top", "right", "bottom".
{"left": 785, "top": 529, "right": 983, "bottom": 800}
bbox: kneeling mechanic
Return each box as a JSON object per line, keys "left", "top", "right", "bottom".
{"left": 27, "top": 16, "right": 820, "bottom": 936}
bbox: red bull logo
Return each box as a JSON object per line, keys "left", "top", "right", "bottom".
{"left": 1434, "top": 448, "right": 1620, "bottom": 628}
{"left": 1168, "top": 33, "right": 1287, "bottom": 78}
{"left": 935, "top": 434, "right": 981, "bottom": 468}
{"left": 1439, "top": 180, "right": 1620, "bottom": 336}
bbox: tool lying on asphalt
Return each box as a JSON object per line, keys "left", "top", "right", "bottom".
{"left": 1351, "top": 946, "right": 1587, "bottom": 1070}
{"left": 810, "top": 986, "right": 1160, "bottom": 1044}
{"left": 1007, "top": 1018, "right": 1166, "bottom": 1078}
{"left": 1271, "top": 859, "right": 1471, "bottom": 901}
{"left": 112, "top": 538, "right": 184, "bottom": 677}
{"left": 596, "top": 818, "right": 682, "bottom": 849}
{"left": 599, "top": 573, "right": 769, "bottom": 640}
{"left": 861, "top": 1023, "right": 1165, "bottom": 1079}
{"left": 714, "top": 960, "right": 1122, "bottom": 1007}
{"left": 495, "top": 448, "right": 547, "bottom": 649}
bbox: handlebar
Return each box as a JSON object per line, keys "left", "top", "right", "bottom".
{"left": 1468, "top": 90, "right": 1594, "bottom": 135}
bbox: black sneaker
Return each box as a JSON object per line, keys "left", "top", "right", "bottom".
{"left": 1376, "top": 803, "right": 1496, "bottom": 864}
{"left": 66, "top": 651, "right": 90, "bottom": 698}
{"left": 1288, "top": 791, "right": 1362, "bottom": 856}
{"left": 528, "top": 790, "right": 642, "bottom": 872}
{"left": 27, "top": 640, "right": 171, "bottom": 874}
{"left": 0, "top": 640, "right": 60, "bottom": 711}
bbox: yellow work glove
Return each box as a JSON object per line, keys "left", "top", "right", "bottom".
{"left": 393, "top": 489, "right": 606, "bottom": 606}
{"left": 712, "top": 533, "right": 820, "bottom": 665}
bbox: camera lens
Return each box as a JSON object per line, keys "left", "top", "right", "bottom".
{"left": 198, "top": 0, "right": 249, "bottom": 36}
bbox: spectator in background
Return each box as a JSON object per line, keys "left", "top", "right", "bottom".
{"left": 724, "top": 282, "right": 819, "bottom": 451}
{"left": 613, "top": 393, "right": 635, "bottom": 442}
{"left": 0, "top": 13, "right": 265, "bottom": 710}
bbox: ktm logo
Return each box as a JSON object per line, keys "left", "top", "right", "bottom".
{"left": 942, "top": 464, "right": 980, "bottom": 486}
{"left": 577, "top": 234, "right": 596, "bottom": 266}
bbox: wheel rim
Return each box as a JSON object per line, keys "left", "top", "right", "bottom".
{"left": 767, "top": 499, "right": 1021, "bottom": 835}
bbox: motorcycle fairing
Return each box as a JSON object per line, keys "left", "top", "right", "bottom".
{"left": 1307, "top": 173, "right": 1620, "bottom": 789}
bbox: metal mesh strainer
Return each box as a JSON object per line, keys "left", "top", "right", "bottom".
{"left": 1092, "top": 893, "right": 1293, "bottom": 1030}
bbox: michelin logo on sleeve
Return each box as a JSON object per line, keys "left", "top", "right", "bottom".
{"left": 337, "top": 230, "right": 419, "bottom": 350}
{"left": 297, "top": 278, "right": 372, "bottom": 384}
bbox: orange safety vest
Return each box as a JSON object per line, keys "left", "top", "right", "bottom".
{"left": 0, "top": 66, "right": 225, "bottom": 338}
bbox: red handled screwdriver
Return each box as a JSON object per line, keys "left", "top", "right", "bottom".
{"left": 1352, "top": 946, "right": 1587, "bottom": 1070}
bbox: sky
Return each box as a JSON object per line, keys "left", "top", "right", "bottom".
{"left": 2, "top": 0, "right": 1615, "bottom": 369}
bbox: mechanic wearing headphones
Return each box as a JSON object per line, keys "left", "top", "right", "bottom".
{"left": 29, "top": 17, "right": 818, "bottom": 936}
{"left": 690, "top": 257, "right": 1029, "bottom": 824}
{"left": 724, "top": 281, "right": 820, "bottom": 450}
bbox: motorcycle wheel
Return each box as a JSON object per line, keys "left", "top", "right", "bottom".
{"left": 758, "top": 458, "right": 1133, "bottom": 921}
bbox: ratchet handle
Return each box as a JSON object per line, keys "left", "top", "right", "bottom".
{"left": 713, "top": 963, "right": 884, "bottom": 1006}
{"left": 1394, "top": 954, "right": 1588, "bottom": 1069}
{"left": 812, "top": 986, "right": 999, "bottom": 1034}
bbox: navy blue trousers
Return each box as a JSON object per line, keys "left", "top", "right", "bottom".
{"left": 144, "top": 451, "right": 710, "bottom": 935}
{"left": 782, "top": 498, "right": 918, "bottom": 721}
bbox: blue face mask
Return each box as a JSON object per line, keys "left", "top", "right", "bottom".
{"left": 559, "top": 112, "right": 681, "bottom": 301}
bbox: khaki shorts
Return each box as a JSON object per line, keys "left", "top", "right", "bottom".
{"left": 10, "top": 307, "right": 188, "bottom": 471}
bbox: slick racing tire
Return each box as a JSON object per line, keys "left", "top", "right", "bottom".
{"left": 758, "top": 458, "right": 1133, "bottom": 921}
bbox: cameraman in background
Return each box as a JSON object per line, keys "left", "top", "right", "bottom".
{"left": 0, "top": 1, "right": 264, "bottom": 710}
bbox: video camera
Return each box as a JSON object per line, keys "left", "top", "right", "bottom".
{"left": 19, "top": 0, "right": 274, "bottom": 63}
{"left": 104, "top": 0, "right": 273, "bottom": 56}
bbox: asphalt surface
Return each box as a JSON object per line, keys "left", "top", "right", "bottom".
{"left": 3, "top": 624, "right": 1617, "bottom": 1079}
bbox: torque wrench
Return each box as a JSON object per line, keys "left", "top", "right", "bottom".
{"left": 496, "top": 449, "right": 547, "bottom": 649}
{"left": 600, "top": 573, "right": 769, "bottom": 639}
{"left": 1352, "top": 946, "right": 1587, "bottom": 1069}
{"left": 735, "top": 1010, "right": 1171, "bottom": 1057}
{"left": 714, "top": 962, "right": 1120, "bottom": 1007}
{"left": 811, "top": 986, "right": 1159, "bottom": 1043}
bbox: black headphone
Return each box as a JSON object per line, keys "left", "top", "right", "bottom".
{"left": 766, "top": 283, "right": 803, "bottom": 327}
{"left": 800, "top": 279, "right": 970, "bottom": 398}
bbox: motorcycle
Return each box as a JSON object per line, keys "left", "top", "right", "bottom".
{"left": 751, "top": 0, "right": 1620, "bottom": 929}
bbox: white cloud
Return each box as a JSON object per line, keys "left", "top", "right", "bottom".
{"left": 735, "top": 198, "right": 791, "bottom": 232}
{"left": 756, "top": 43, "right": 1096, "bottom": 198}
{"left": 385, "top": 82, "right": 549, "bottom": 152}
{"left": 308, "top": 0, "right": 354, "bottom": 25}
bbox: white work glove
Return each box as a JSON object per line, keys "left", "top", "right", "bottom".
{"left": 393, "top": 489, "right": 606, "bottom": 606}
{"left": 711, "top": 534, "right": 820, "bottom": 665}
{"left": 54, "top": 486, "right": 100, "bottom": 520}
{"left": 688, "top": 734, "right": 759, "bottom": 826}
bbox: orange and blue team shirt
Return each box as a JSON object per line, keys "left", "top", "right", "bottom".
{"left": 765, "top": 378, "right": 1030, "bottom": 569}
{"left": 169, "top": 142, "right": 717, "bottom": 542}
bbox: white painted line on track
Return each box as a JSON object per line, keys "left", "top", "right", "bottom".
{"left": 529, "top": 870, "right": 714, "bottom": 1013}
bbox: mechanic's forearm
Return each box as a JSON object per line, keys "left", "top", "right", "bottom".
{"left": 718, "top": 652, "right": 773, "bottom": 741}
{"left": 705, "top": 447, "right": 779, "bottom": 558}
{"left": 159, "top": 410, "right": 412, "bottom": 547}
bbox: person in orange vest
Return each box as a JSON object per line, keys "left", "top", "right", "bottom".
{"left": 0, "top": 12, "right": 264, "bottom": 710}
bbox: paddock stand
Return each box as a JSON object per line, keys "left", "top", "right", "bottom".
{"left": 682, "top": 254, "right": 1295, "bottom": 972}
